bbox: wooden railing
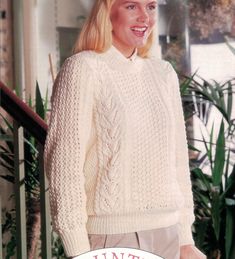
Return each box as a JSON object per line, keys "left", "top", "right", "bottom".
{"left": 0, "top": 81, "right": 51, "bottom": 259}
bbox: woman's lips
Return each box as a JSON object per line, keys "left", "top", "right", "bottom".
{"left": 130, "top": 26, "right": 148, "bottom": 37}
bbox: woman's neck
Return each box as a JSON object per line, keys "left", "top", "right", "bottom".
{"left": 112, "top": 41, "right": 136, "bottom": 59}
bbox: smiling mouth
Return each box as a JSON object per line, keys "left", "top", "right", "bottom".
{"left": 131, "top": 26, "right": 148, "bottom": 32}
{"left": 130, "top": 26, "right": 148, "bottom": 37}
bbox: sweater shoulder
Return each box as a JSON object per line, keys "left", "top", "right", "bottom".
{"left": 147, "top": 56, "right": 179, "bottom": 88}
{"left": 148, "top": 55, "right": 175, "bottom": 75}
{"left": 51, "top": 51, "right": 100, "bottom": 104}
{"left": 63, "top": 50, "right": 100, "bottom": 72}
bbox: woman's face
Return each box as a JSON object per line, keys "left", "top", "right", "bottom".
{"left": 110, "top": 0, "right": 157, "bottom": 57}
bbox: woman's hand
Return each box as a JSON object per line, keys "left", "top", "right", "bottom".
{"left": 180, "top": 245, "right": 207, "bottom": 259}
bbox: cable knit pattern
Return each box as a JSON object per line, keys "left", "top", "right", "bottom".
{"left": 94, "top": 83, "right": 124, "bottom": 214}
{"left": 44, "top": 45, "right": 195, "bottom": 257}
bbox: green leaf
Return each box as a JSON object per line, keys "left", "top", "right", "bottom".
{"left": 188, "top": 143, "right": 201, "bottom": 152}
{"left": 225, "top": 198, "right": 235, "bottom": 206}
{"left": 211, "top": 187, "right": 222, "bottom": 240}
{"left": 207, "top": 81, "right": 220, "bottom": 104}
{"left": 215, "top": 82, "right": 226, "bottom": 115}
{"left": 195, "top": 179, "right": 208, "bottom": 192}
{"left": 44, "top": 87, "right": 49, "bottom": 118}
{"left": 209, "top": 123, "right": 214, "bottom": 168}
{"left": 14, "top": 85, "right": 21, "bottom": 97}
{"left": 188, "top": 77, "right": 231, "bottom": 123}
{"left": 226, "top": 82, "right": 233, "bottom": 121}
{"left": 224, "top": 149, "right": 230, "bottom": 187}
{"left": 195, "top": 219, "right": 209, "bottom": 248}
{"left": 0, "top": 134, "right": 13, "bottom": 141}
{"left": 225, "top": 206, "right": 235, "bottom": 259}
{"left": 23, "top": 137, "right": 38, "bottom": 153}
{"left": 180, "top": 72, "right": 197, "bottom": 95}
{"left": 28, "top": 95, "right": 33, "bottom": 108}
{"left": 212, "top": 121, "right": 225, "bottom": 186}
{"left": 192, "top": 168, "right": 211, "bottom": 192}
{"left": 36, "top": 81, "right": 45, "bottom": 119}
{"left": 225, "top": 40, "right": 235, "bottom": 55}
{"left": 200, "top": 130, "right": 213, "bottom": 172}
{"left": 223, "top": 165, "right": 235, "bottom": 198}
{"left": 194, "top": 189, "right": 211, "bottom": 208}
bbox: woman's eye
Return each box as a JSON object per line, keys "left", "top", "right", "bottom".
{"left": 147, "top": 4, "right": 157, "bottom": 11}
{"left": 126, "top": 4, "right": 136, "bottom": 10}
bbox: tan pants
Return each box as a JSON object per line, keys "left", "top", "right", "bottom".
{"left": 88, "top": 224, "right": 180, "bottom": 259}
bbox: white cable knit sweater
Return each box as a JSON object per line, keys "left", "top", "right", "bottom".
{"left": 44, "top": 45, "right": 195, "bottom": 257}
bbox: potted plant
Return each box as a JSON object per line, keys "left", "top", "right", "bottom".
{"left": 180, "top": 75, "right": 235, "bottom": 259}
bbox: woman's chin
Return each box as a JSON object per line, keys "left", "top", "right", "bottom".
{"left": 133, "top": 39, "right": 148, "bottom": 48}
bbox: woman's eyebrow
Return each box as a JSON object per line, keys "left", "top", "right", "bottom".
{"left": 148, "top": 1, "right": 158, "bottom": 5}
{"left": 121, "top": 1, "right": 157, "bottom": 4}
{"left": 122, "top": 1, "right": 138, "bottom": 3}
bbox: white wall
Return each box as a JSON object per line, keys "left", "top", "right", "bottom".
{"left": 57, "top": 0, "right": 94, "bottom": 28}
{"left": 36, "top": 0, "right": 58, "bottom": 100}
{"left": 36, "top": 0, "right": 95, "bottom": 99}
{"left": 191, "top": 42, "right": 235, "bottom": 82}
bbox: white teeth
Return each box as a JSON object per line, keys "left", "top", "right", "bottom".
{"left": 131, "top": 27, "right": 147, "bottom": 32}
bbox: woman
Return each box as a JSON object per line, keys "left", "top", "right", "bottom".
{"left": 44, "top": 0, "right": 206, "bottom": 258}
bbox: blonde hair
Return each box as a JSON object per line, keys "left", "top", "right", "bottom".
{"left": 73, "top": 0, "right": 154, "bottom": 58}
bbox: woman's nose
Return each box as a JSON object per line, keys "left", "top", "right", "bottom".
{"left": 137, "top": 8, "right": 149, "bottom": 23}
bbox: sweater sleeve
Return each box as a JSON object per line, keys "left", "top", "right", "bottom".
{"left": 44, "top": 54, "right": 95, "bottom": 257}
{"left": 167, "top": 63, "right": 195, "bottom": 246}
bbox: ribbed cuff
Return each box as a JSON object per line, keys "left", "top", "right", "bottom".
{"left": 178, "top": 221, "right": 195, "bottom": 246}
{"left": 58, "top": 226, "right": 90, "bottom": 257}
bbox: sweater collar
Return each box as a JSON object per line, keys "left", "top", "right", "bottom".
{"left": 109, "top": 45, "right": 138, "bottom": 62}
{"left": 100, "top": 45, "right": 141, "bottom": 72}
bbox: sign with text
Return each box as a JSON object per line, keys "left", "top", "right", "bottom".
{"left": 77, "top": 247, "right": 164, "bottom": 259}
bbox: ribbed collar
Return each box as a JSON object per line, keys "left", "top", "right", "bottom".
{"left": 110, "top": 45, "right": 138, "bottom": 61}
{"left": 100, "top": 45, "right": 142, "bottom": 72}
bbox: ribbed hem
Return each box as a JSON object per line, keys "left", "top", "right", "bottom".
{"left": 87, "top": 210, "right": 179, "bottom": 234}
{"left": 58, "top": 226, "right": 90, "bottom": 257}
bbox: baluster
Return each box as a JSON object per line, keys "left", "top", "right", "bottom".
{"left": 38, "top": 143, "right": 52, "bottom": 259}
{"left": 13, "top": 120, "right": 27, "bottom": 259}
